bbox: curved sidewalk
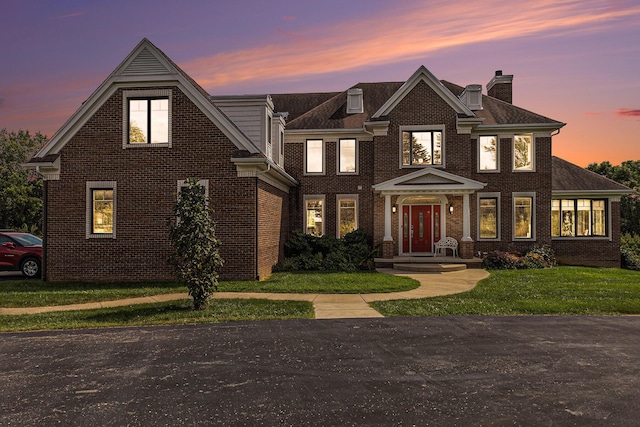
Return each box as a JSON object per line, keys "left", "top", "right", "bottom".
{"left": 0, "top": 269, "right": 489, "bottom": 319}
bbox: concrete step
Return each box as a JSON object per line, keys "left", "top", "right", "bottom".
{"left": 392, "top": 263, "right": 467, "bottom": 273}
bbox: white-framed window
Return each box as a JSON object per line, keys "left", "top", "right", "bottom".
{"left": 478, "top": 193, "right": 500, "bottom": 240}
{"left": 400, "top": 125, "right": 444, "bottom": 167}
{"left": 305, "top": 139, "right": 324, "bottom": 174}
{"left": 267, "top": 115, "right": 273, "bottom": 160}
{"left": 513, "top": 134, "right": 534, "bottom": 171}
{"left": 86, "top": 181, "right": 116, "bottom": 239}
{"left": 338, "top": 139, "right": 357, "bottom": 174}
{"left": 123, "top": 89, "right": 172, "bottom": 148}
{"left": 478, "top": 135, "right": 499, "bottom": 172}
{"left": 551, "top": 199, "right": 607, "bottom": 238}
{"left": 304, "top": 195, "right": 325, "bottom": 236}
{"left": 513, "top": 192, "right": 536, "bottom": 240}
{"left": 337, "top": 195, "right": 358, "bottom": 238}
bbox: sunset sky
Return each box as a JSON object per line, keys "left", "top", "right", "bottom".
{"left": 2, "top": 0, "right": 639, "bottom": 166}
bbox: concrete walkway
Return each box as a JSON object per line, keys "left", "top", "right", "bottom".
{"left": 0, "top": 269, "right": 489, "bottom": 319}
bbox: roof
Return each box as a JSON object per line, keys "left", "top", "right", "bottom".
{"left": 552, "top": 156, "right": 632, "bottom": 193}
{"left": 272, "top": 72, "right": 563, "bottom": 131}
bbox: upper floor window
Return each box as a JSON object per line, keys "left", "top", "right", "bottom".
{"left": 123, "top": 89, "right": 172, "bottom": 148}
{"left": 551, "top": 199, "right": 607, "bottom": 237}
{"left": 402, "top": 130, "right": 442, "bottom": 167}
{"left": 513, "top": 134, "right": 534, "bottom": 171}
{"left": 479, "top": 135, "right": 498, "bottom": 171}
{"left": 338, "top": 139, "right": 357, "bottom": 174}
{"left": 305, "top": 139, "right": 324, "bottom": 174}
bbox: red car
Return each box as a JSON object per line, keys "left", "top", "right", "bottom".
{"left": 0, "top": 230, "right": 43, "bottom": 278}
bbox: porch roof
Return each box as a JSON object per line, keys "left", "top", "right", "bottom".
{"left": 373, "top": 168, "right": 486, "bottom": 194}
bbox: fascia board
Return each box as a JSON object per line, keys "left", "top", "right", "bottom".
{"left": 231, "top": 157, "right": 298, "bottom": 187}
{"left": 284, "top": 128, "right": 369, "bottom": 141}
{"left": 553, "top": 190, "right": 633, "bottom": 199}
{"left": 372, "top": 66, "right": 474, "bottom": 119}
{"left": 475, "top": 122, "right": 566, "bottom": 134}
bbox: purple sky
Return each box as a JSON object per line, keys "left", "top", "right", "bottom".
{"left": 2, "top": 0, "right": 639, "bottom": 166}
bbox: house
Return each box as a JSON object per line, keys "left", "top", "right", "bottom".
{"left": 27, "top": 39, "right": 630, "bottom": 282}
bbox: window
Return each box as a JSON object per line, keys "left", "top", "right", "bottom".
{"left": 338, "top": 139, "right": 357, "bottom": 174}
{"left": 551, "top": 199, "right": 607, "bottom": 237}
{"left": 337, "top": 195, "right": 358, "bottom": 238}
{"left": 513, "top": 134, "right": 533, "bottom": 171}
{"left": 513, "top": 195, "right": 534, "bottom": 239}
{"left": 123, "top": 89, "right": 171, "bottom": 148}
{"left": 304, "top": 196, "right": 324, "bottom": 236}
{"left": 279, "top": 130, "right": 284, "bottom": 163}
{"left": 402, "top": 130, "right": 442, "bottom": 166}
{"left": 267, "top": 115, "right": 273, "bottom": 160}
{"left": 478, "top": 136, "right": 498, "bottom": 171}
{"left": 305, "top": 140, "right": 324, "bottom": 174}
{"left": 478, "top": 195, "right": 499, "bottom": 240}
{"left": 86, "top": 181, "right": 116, "bottom": 238}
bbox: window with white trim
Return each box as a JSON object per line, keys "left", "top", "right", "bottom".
{"left": 402, "top": 130, "right": 443, "bottom": 166}
{"left": 551, "top": 199, "right": 607, "bottom": 237}
{"left": 86, "top": 181, "right": 116, "bottom": 239}
{"left": 304, "top": 195, "right": 324, "bottom": 236}
{"left": 478, "top": 193, "right": 500, "bottom": 240}
{"left": 305, "top": 139, "right": 324, "bottom": 174}
{"left": 513, "top": 193, "right": 535, "bottom": 240}
{"left": 513, "top": 134, "right": 534, "bottom": 171}
{"left": 338, "top": 139, "right": 357, "bottom": 174}
{"left": 123, "top": 89, "right": 172, "bottom": 148}
{"left": 337, "top": 195, "right": 358, "bottom": 238}
{"left": 478, "top": 135, "right": 498, "bottom": 171}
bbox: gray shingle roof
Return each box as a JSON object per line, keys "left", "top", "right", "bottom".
{"left": 552, "top": 156, "right": 632, "bottom": 193}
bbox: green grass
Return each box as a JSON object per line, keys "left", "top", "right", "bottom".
{"left": 0, "top": 299, "right": 314, "bottom": 332}
{"left": 371, "top": 267, "right": 640, "bottom": 316}
{"left": 0, "top": 271, "right": 419, "bottom": 308}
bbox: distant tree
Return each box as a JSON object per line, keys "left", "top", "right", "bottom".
{"left": 587, "top": 160, "right": 640, "bottom": 235}
{"left": 0, "top": 129, "right": 46, "bottom": 235}
{"left": 514, "top": 135, "right": 531, "bottom": 169}
{"left": 168, "top": 179, "right": 223, "bottom": 309}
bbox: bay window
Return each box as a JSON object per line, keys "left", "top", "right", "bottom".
{"left": 551, "top": 199, "right": 607, "bottom": 237}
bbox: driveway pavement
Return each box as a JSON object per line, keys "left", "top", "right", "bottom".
{"left": 1, "top": 316, "right": 639, "bottom": 426}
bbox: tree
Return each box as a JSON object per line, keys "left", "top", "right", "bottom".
{"left": 168, "top": 179, "right": 223, "bottom": 309}
{"left": 587, "top": 160, "right": 640, "bottom": 235}
{"left": 0, "top": 129, "right": 46, "bottom": 235}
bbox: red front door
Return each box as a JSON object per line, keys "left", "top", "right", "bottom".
{"left": 402, "top": 205, "right": 439, "bottom": 253}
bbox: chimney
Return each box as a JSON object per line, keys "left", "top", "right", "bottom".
{"left": 487, "top": 70, "right": 513, "bottom": 104}
{"left": 459, "top": 84, "right": 483, "bottom": 110}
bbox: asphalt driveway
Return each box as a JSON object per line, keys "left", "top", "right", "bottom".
{"left": 1, "top": 316, "right": 639, "bottom": 426}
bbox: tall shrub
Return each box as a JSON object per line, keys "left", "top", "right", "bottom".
{"left": 168, "top": 179, "right": 223, "bottom": 309}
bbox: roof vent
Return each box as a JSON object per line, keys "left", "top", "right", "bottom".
{"left": 459, "top": 84, "right": 483, "bottom": 110}
{"left": 346, "top": 88, "right": 363, "bottom": 114}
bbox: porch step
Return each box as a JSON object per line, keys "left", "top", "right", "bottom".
{"left": 392, "top": 263, "right": 467, "bottom": 273}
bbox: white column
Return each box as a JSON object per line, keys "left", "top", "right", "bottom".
{"left": 384, "top": 194, "right": 393, "bottom": 241}
{"left": 462, "top": 193, "right": 473, "bottom": 242}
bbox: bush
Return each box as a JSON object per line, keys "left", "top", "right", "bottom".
{"left": 621, "top": 233, "right": 640, "bottom": 270}
{"left": 274, "top": 230, "right": 377, "bottom": 272}
{"left": 481, "top": 245, "right": 556, "bottom": 270}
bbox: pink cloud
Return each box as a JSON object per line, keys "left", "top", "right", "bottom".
{"left": 183, "top": 0, "right": 640, "bottom": 90}
{"left": 617, "top": 108, "right": 640, "bottom": 117}
{"left": 282, "top": 16, "right": 296, "bottom": 21}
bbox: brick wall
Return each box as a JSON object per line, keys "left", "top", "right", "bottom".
{"left": 257, "top": 180, "right": 289, "bottom": 279}
{"left": 285, "top": 139, "right": 375, "bottom": 241}
{"left": 45, "top": 86, "right": 259, "bottom": 281}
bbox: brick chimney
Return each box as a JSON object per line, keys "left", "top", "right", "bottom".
{"left": 487, "top": 70, "right": 513, "bottom": 104}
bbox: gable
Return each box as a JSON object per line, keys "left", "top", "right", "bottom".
{"left": 33, "top": 38, "right": 259, "bottom": 160}
{"left": 373, "top": 167, "right": 486, "bottom": 194}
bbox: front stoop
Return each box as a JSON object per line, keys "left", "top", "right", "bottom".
{"left": 393, "top": 263, "right": 467, "bottom": 273}
{"left": 375, "top": 256, "right": 483, "bottom": 270}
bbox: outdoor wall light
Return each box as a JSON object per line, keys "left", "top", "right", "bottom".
{"left": 449, "top": 204, "right": 454, "bottom": 214}
{"left": 392, "top": 205, "right": 397, "bottom": 214}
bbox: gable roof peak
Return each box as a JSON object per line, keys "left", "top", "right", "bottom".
{"left": 372, "top": 65, "right": 475, "bottom": 119}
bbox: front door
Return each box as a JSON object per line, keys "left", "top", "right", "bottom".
{"left": 402, "top": 205, "right": 441, "bottom": 253}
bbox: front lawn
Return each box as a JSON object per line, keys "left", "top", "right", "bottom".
{"left": 0, "top": 271, "right": 419, "bottom": 308}
{"left": 0, "top": 299, "right": 314, "bottom": 332}
{"left": 371, "top": 267, "right": 640, "bottom": 316}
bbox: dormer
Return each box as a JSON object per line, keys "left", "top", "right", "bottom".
{"left": 346, "top": 88, "right": 363, "bottom": 114}
{"left": 212, "top": 95, "right": 275, "bottom": 155}
{"left": 459, "top": 84, "right": 483, "bottom": 111}
{"left": 272, "top": 113, "right": 286, "bottom": 168}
